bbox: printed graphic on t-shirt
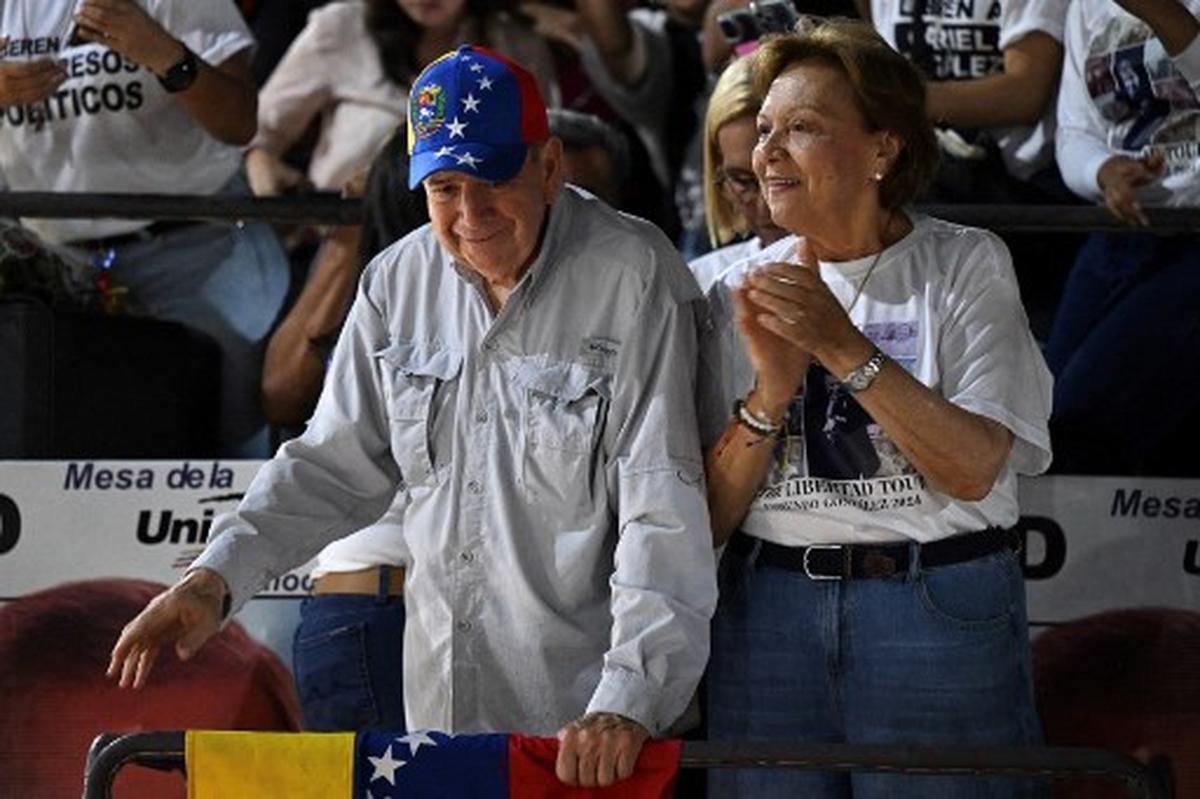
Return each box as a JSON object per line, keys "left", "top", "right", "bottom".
{"left": 757, "top": 321, "right": 926, "bottom": 516}
{"left": 891, "top": 0, "right": 1005, "bottom": 80}
{"left": 0, "top": 34, "right": 147, "bottom": 130}
{"left": 1084, "top": 15, "right": 1200, "bottom": 166}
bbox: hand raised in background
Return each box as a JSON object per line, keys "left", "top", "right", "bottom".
{"left": 72, "top": 0, "right": 186, "bottom": 76}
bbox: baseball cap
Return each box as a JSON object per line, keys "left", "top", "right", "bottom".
{"left": 407, "top": 45, "right": 549, "bottom": 190}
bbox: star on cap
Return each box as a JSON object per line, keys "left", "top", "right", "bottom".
{"left": 446, "top": 116, "right": 468, "bottom": 138}
{"left": 461, "top": 93, "right": 481, "bottom": 113}
{"left": 469, "top": 62, "right": 484, "bottom": 73}
{"left": 435, "top": 145, "right": 456, "bottom": 158}
{"left": 455, "top": 152, "right": 482, "bottom": 169}
{"left": 477, "top": 75, "right": 494, "bottom": 91}
{"left": 398, "top": 730, "right": 438, "bottom": 757}
{"left": 368, "top": 745, "right": 406, "bottom": 785}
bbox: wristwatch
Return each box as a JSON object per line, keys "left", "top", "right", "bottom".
{"left": 157, "top": 44, "right": 199, "bottom": 93}
{"left": 841, "top": 348, "right": 887, "bottom": 393}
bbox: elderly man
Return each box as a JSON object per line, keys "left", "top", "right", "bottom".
{"left": 108, "top": 45, "right": 716, "bottom": 788}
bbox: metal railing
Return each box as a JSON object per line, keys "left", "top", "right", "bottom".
{"left": 2, "top": 192, "right": 1198, "bottom": 234}
{"left": 81, "top": 731, "right": 1169, "bottom": 799}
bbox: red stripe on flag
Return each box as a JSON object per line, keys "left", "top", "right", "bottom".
{"left": 508, "top": 736, "right": 682, "bottom": 797}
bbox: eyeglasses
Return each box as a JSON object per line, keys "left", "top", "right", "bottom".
{"left": 715, "top": 168, "right": 761, "bottom": 203}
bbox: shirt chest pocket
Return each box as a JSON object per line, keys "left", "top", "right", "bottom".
{"left": 375, "top": 341, "right": 462, "bottom": 488}
{"left": 512, "top": 359, "right": 611, "bottom": 502}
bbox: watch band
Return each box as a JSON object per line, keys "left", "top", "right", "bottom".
{"left": 157, "top": 44, "right": 199, "bottom": 94}
{"left": 841, "top": 348, "right": 887, "bottom": 393}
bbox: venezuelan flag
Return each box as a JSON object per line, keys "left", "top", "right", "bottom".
{"left": 186, "top": 730, "right": 681, "bottom": 798}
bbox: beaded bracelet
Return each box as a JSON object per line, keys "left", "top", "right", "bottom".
{"left": 733, "top": 397, "right": 783, "bottom": 438}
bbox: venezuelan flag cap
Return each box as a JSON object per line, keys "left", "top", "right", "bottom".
{"left": 407, "top": 44, "right": 549, "bottom": 190}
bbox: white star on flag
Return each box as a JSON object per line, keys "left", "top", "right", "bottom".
{"left": 455, "top": 152, "right": 482, "bottom": 169}
{"left": 435, "top": 145, "right": 456, "bottom": 158}
{"left": 477, "top": 76, "right": 494, "bottom": 91}
{"left": 469, "top": 62, "right": 484, "bottom": 72}
{"left": 367, "top": 744, "right": 406, "bottom": 785}
{"left": 419, "top": 107, "right": 432, "bottom": 118}
{"left": 446, "top": 116, "right": 468, "bottom": 138}
{"left": 398, "top": 730, "right": 439, "bottom": 757}
{"left": 461, "top": 93, "right": 481, "bottom": 113}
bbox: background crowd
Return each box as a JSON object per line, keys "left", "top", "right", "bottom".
{"left": 2, "top": 0, "right": 1197, "bottom": 476}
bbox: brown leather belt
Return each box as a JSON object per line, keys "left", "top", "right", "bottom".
{"left": 312, "top": 565, "right": 405, "bottom": 596}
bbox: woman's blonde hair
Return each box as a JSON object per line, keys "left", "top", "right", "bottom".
{"left": 752, "top": 18, "right": 938, "bottom": 210}
{"left": 703, "top": 56, "right": 763, "bottom": 248}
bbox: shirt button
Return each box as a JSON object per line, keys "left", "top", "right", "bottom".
{"left": 467, "top": 480, "right": 482, "bottom": 494}
{"left": 475, "top": 410, "right": 488, "bottom": 424}
{"left": 456, "top": 619, "right": 472, "bottom": 633}
{"left": 460, "top": 550, "right": 475, "bottom": 564}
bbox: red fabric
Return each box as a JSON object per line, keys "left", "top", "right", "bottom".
{"left": 508, "top": 736, "right": 682, "bottom": 798}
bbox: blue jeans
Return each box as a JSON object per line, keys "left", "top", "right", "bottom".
{"left": 292, "top": 593, "right": 406, "bottom": 732}
{"left": 1046, "top": 233, "right": 1200, "bottom": 474}
{"left": 708, "top": 538, "right": 1044, "bottom": 798}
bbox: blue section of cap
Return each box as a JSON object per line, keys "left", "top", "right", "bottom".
{"left": 408, "top": 45, "right": 529, "bottom": 189}
{"left": 408, "top": 141, "right": 528, "bottom": 190}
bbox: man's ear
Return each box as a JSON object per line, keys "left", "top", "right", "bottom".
{"left": 539, "top": 137, "right": 566, "bottom": 198}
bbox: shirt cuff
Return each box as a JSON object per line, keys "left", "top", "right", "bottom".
{"left": 1082, "top": 149, "right": 1115, "bottom": 199}
{"left": 585, "top": 668, "right": 663, "bottom": 735}
{"left": 188, "top": 530, "right": 265, "bottom": 618}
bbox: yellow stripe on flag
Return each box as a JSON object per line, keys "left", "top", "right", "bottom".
{"left": 187, "top": 731, "right": 355, "bottom": 799}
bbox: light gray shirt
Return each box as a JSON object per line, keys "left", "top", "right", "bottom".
{"left": 194, "top": 187, "right": 717, "bottom": 736}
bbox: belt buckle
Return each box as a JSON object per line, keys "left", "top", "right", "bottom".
{"left": 802, "top": 544, "right": 843, "bottom": 580}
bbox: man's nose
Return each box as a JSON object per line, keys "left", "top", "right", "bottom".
{"left": 458, "top": 182, "right": 493, "bottom": 223}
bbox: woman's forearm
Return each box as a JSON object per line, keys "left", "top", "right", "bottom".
{"left": 926, "top": 32, "right": 1062, "bottom": 129}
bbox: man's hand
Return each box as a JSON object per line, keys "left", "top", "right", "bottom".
{"left": 555, "top": 712, "right": 650, "bottom": 788}
{"left": 107, "top": 568, "right": 227, "bottom": 689}
{"left": 0, "top": 41, "right": 66, "bottom": 106}
{"left": 72, "top": 0, "right": 184, "bottom": 75}
{"left": 1097, "top": 152, "right": 1164, "bottom": 226}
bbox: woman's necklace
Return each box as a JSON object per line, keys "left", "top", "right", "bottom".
{"left": 844, "top": 246, "right": 884, "bottom": 315}
{"left": 843, "top": 211, "right": 895, "bottom": 315}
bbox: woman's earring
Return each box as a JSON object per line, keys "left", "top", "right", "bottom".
{"left": 873, "top": 171, "right": 884, "bottom": 182}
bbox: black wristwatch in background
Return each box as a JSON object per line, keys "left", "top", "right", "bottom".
{"left": 157, "top": 44, "right": 199, "bottom": 93}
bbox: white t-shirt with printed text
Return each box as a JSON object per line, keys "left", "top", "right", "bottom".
{"left": 704, "top": 214, "right": 1052, "bottom": 547}
{"left": 0, "top": 0, "right": 254, "bottom": 243}
{"left": 1055, "top": 0, "right": 1200, "bottom": 205}
{"left": 870, "top": 0, "right": 1068, "bottom": 181}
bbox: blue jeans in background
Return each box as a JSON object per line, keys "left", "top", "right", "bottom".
{"left": 293, "top": 593, "right": 406, "bottom": 732}
{"left": 1046, "top": 232, "right": 1200, "bottom": 474}
{"left": 708, "top": 537, "right": 1045, "bottom": 798}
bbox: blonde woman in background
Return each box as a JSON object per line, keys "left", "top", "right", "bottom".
{"left": 689, "top": 55, "right": 788, "bottom": 293}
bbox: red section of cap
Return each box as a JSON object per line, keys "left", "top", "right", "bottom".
{"left": 466, "top": 44, "right": 548, "bottom": 143}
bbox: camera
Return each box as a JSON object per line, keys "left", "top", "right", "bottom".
{"left": 717, "top": 1, "right": 802, "bottom": 47}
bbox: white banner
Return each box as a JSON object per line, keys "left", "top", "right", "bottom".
{"left": 1, "top": 463, "right": 1197, "bottom": 620}
{"left": 0, "top": 460, "right": 316, "bottom": 599}
{"left": 1018, "top": 475, "right": 1200, "bottom": 623}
